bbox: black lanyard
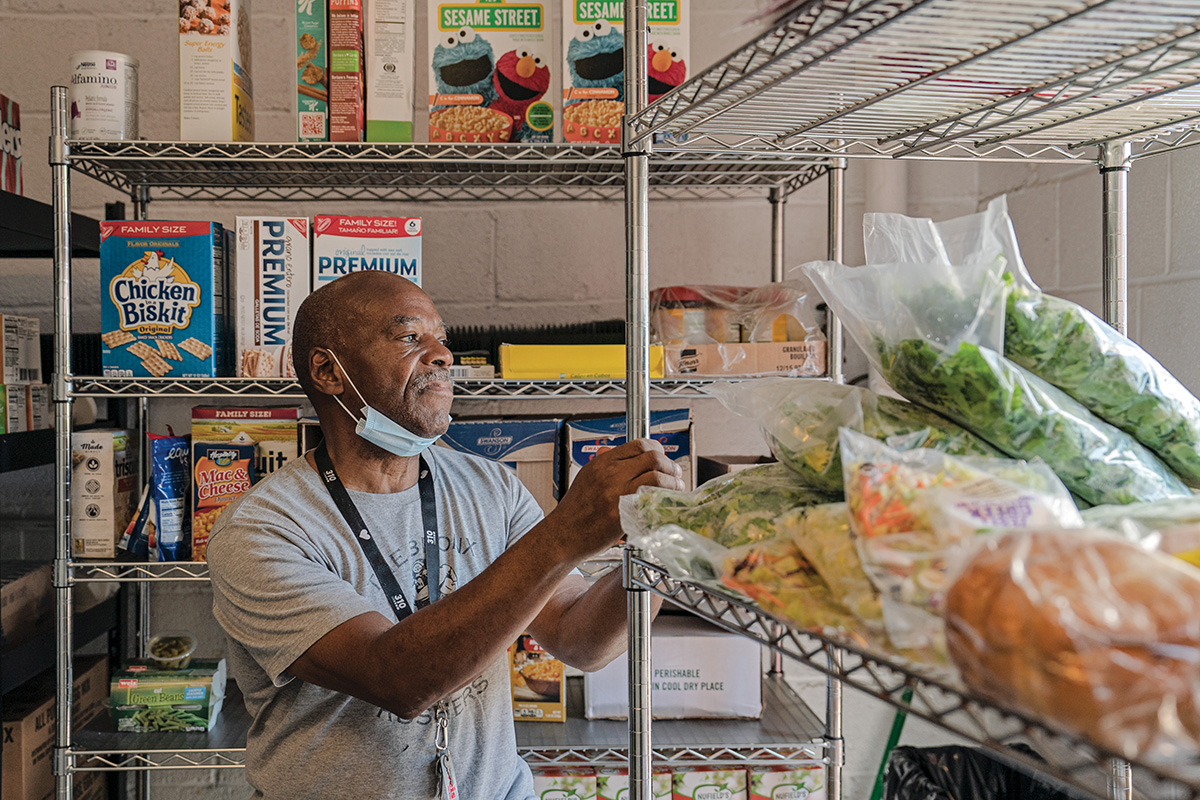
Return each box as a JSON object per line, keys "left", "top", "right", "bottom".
{"left": 314, "top": 441, "right": 441, "bottom": 621}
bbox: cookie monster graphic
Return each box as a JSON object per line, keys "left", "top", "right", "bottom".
{"left": 491, "top": 49, "right": 550, "bottom": 141}
{"left": 648, "top": 43, "right": 687, "bottom": 103}
{"left": 566, "top": 19, "right": 624, "bottom": 104}
{"left": 431, "top": 27, "right": 496, "bottom": 106}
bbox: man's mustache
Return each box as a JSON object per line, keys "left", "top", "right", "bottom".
{"left": 413, "top": 369, "right": 452, "bottom": 389}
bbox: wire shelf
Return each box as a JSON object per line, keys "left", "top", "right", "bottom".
{"left": 632, "top": 0, "right": 1200, "bottom": 161}
{"left": 65, "top": 141, "right": 829, "bottom": 202}
{"left": 628, "top": 556, "right": 1200, "bottom": 800}
{"left": 70, "top": 561, "right": 212, "bottom": 583}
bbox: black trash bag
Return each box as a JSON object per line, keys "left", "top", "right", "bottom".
{"left": 884, "top": 744, "right": 1073, "bottom": 800}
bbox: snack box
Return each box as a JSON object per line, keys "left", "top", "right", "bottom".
{"left": 583, "top": 615, "right": 761, "bottom": 719}
{"left": 1, "top": 93, "right": 21, "bottom": 195}
{"left": 109, "top": 658, "right": 227, "bottom": 732}
{"left": 366, "top": 0, "right": 415, "bottom": 141}
{"left": 191, "top": 440, "right": 255, "bottom": 561}
{"left": 498, "top": 344, "right": 664, "bottom": 380}
{"left": 312, "top": 215, "right": 422, "bottom": 287}
{"left": 0, "top": 384, "right": 28, "bottom": 433}
{"left": 664, "top": 341, "right": 825, "bottom": 378}
{"left": 532, "top": 768, "right": 597, "bottom": 800}
{"left": 597, "top": 770, "right": 673, "bottom": 800}
{"left": 192, "top": 406, "right": 301, "bottom": 481}
{"left": 296, "top": 0, "right": 329, "bottom": 141}
{"left": 565, "top": 408, "right": 693, "bottom": 491}
{"left": 234, "top": 217, "right": 310, "bottom": 377}
{"left": 749, "top": 765, "right": 825, "bottom": 800}
{"left": 1, "top": 314, "right": 41, "bottom": 384}
{"left": 24, "top": 384, "right": 50, "bottom": 431}
{"left": 179, "top": 0, "right": 254, "bottom": 141}
{"left": 0, "top": 561, "right": 52, "bottom": 650}
{"left": 672, "top": 767, "right": 748, "bottom": 800}
{"left": 70, "top": 429, "right": 137, "bottom": 559}
{"left": 329, "top": 0, "right": 365, "bottom": 141}
{"left": 428, "top": 0, "right": 555, "bottom": 143}
{"left": 100, "top": 221, "right": 228, "bottom": 378}
{"left": 437, "top": 417, "right": 563, "bottom": 514}
{"left": 509, "top": 632, "right": 565, "bottom": 722}
{"left": 561, "top": 0, "right": 689, "bottom": 143}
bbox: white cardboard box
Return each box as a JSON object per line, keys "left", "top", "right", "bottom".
{"left": 365, "top": 0, "right": 415, "bottom": 141}
{"left": 70, "top": 429, "right": 137, "bottom": 558}
{"left": 179, "top": 0, "right": 254, "bottom": 141}
{"left": 234, "top": 217, "right": 310, "bottom": 377}
{"left": 312, "top": 215, "right": 422, "bottom": 287}
{"left": 584, "top": 615, "right": 762, "bottom": 720}
{"left": 0, "top": 314, "right": 41, "bottom": 384}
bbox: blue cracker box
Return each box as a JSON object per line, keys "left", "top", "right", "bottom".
{"left": 437, "top": 417, "right": 564, "bottom": 514}
{"left": 101, "top": 221, "right": 228, "bottom": 378}
{"left": 565, "top": 408, "right": 694, "bottom": 491}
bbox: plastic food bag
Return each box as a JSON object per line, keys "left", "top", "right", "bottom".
{"left": 711, "top": 378, "right": 999, "bottom": 494}
{"left": 946, "top": 527, "right": 1200, "bottom": 760}
{"left": 1083, "top": 497, "right": 1200, "bottom": 566}
{"left": 884, "top": 744, "right": 1070, "bottom": 800}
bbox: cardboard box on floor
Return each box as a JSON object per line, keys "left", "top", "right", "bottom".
{"left": 437, "top": 417, "right": 564, "bottom": 514}
{"left": 0, "top": 562, "right": 52, "bottom": 651}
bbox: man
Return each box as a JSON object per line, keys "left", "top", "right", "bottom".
{"left": 208, "top": 271, "right": 676, "bottom": 800}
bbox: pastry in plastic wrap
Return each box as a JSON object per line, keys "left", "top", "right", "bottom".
{"left": 945, "top": 528, "right": 1200, "bottom": 760}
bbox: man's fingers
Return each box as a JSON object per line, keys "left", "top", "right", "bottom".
{"left": 631, "top": 469, "right": 686, "bottom": 493}
{"left": 606, "top": 437, "right": 665, "bottom": 460}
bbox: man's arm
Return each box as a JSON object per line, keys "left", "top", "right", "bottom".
{"left": 287, "top": 439, "right": 681, "bottom": 720}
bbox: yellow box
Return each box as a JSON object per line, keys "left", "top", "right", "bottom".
{"left": 499, "top": 344, "right": 664, "bottom": 380}
{"left": 509, "top": 632, "right": 565, "bottom": 723}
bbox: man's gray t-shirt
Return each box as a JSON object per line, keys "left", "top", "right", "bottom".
{"left": 207, "top": 447, "right": 543, "bottom": 800}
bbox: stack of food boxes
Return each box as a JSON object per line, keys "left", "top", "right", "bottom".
{"left": 528, "top": 764, "right": 825, "bottom": 800}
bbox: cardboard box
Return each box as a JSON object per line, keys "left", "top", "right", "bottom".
{"left": 509, "top": 632, "right": 565, "bottom": 722}
{"left": 330, "top": 0, "right": 365, "bottom": 141}
{"left": 179, "top": 0, "right": 254, "bottom": 141}
{"left": 428, "top": 0, "right": 555, "bottom": 143}
{"left": 70, "top": 429, "right": 137, "bottom": 559}
{"left": 234, "top": 217, "right": 310, "bottom": 377}
{"left": 532, "top": 768, "right": 597, "bottom": 800}
{"left": 313, "top": 215, "right": 422, "bottom": 287}
{"left": 597, "top": 769, "right": 672, "bottom": 800}
{"left": 0, "top": 384, "right": 28, "bottom": 433}
{"left": 110, "top": 659, "right": 226, "bottom": 732}
{"left": 296, "top": 0, "right": 329, "bottom": 141}
{"left": 100, "top": 221, "right": 228, "bottom": 379}
{"left": 565, "top": 408, "right": 694, "bottom": 491}
{"left": 191, "top": 439, "right": 256, "bottom": 561}
{"left": 749, "top": 765, "right": 825, "bottom": 800}
{"left": 584, "top": 615, "right": 762, "bottom": 720}
{"left": 1, "top": 314, "right": 42, "bottom": 385}
{"left": 664, "top": 341, "right": 825, "bottom": 378}
{"left": 499, "top": 344, "right": 664, "bottom": 380}
{"left": 0, "top": 562, "right": 52, "bottom": 651}
{"left": 2, "top": 656, "right": 108, "bottom": 800}
{"left": 366, "top": 0, "right": 415, "bottom": 141}
{"left": 448, "top": 363, "right": 495, "bottom": 379}
{"left": 1, "top": 93, "right": 21, "bottom": 195}
{"left": 24, "top": 384, "right": 50, "bottom": 431}
{"left": 192, "top": 406, "right": 301, "bottom": 480}
{"left": 672, "top": 767, "right": 748, "bottom": 800}
{"left": 437, "top": 416, "right": 563, "bottom": 513}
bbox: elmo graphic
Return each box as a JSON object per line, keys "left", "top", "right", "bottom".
{"left": 491, "top": 49, "right": 550, "bottom": 141}
{"left": 648, "top": 43, "right": 686, "bottom": 102}
{"left": 431, "top": 27, "right": 496, "bottom": 107}
{"left": 566, "top": 19, "right": 625, "bottom": 105}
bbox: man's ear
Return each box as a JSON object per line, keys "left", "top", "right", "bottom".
{"left": 309, "top": 348, "right": 344, "bottom": 396}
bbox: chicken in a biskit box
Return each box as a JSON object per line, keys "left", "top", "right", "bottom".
{"left": 312, "top": 215, "right": 422, "bottom": 287}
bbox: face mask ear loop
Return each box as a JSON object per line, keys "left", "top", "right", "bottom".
{"left": 327, "top": 349, "right": 366, "bottom": 425}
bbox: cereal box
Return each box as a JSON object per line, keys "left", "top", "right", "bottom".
{"left": 365, "top": 0, "right": 416, "bottom": 141}
{"left": 192, "top": 440, "right": 255, "bottom": 560}
{"left": 296, "top": 0, "right": 329, "bottom": 141}
{"left": 192, "top": 406, "right": 300, "bottom": 481}
{"left": 509, "top": 632, "right": 565, "bottom": 722}
{"left": 179, "top": 0, "right": 254, "bottom": 141}
{"left": 234, "top": 217, "right": 309, "bottom": 378}
{"left": 532, "top": 769, "right": 597, "bottom": 800}
{"left": 672, "top": 768, "right": 748, "bottom": 800}
{"left": 561, "top": 0, "right": 689, "bottom": 143}
{"left": 1, "top": 93, "right": 21, "bottom": 195}
{"left": 0, "top": 385, "right": 27, "bottom": 433}
{"left": 100, "top": 221, "right": 227, "bottom": 379}
{"left": 0, "top": 314, "right": 42, "bottom": 384}
{"left": 330, "top": 0, "right": 365, "bottom": 141}
{"left": 312, "top": 215, "right": 422, "bottom": 287}
{"left": 428, "top": 0, "right": 555, "bottom": 143}
{"left": 71, "top": 429, "right": 137, "bottom": 559}
{"left": 749, "top": 765, "right": 824, "bottom": 800}
{"left": 597, "top": 769, "right": 673, "bottom": 800}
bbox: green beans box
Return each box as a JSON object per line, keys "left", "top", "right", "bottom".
{"left": 109, "top": 659, "right": 226, "bottom": 732}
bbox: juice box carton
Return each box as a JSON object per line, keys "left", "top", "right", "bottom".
{"left": 179, "top": 0, "right": 254, "bottom": 141}
{"left": 296, "top": 0, "right": 329, "bottom": 141}
{"left": 70, "top": 429, "right": 137, "bottom": 558}
{"left": 428, "top": 0, "right": 555, "bottom": 143}
{"left": 100, "top": 221, "right": 228, "bottom": 379}
{"left": 312, "top": 215, "right": 422, "bottom": 287}
{"left": 532, "top": 768, "right": 597, "bottom": 800}
{"left": 509, "top": 632, "right": 565, "bottom": 722}
{"left": 0, "top": 385, "right": 27, "bottom": 433}
{"left": 192, "top": 405, "right": 301, "bottom": 480}
{"left": 749, "top": 765, "right": 825, "bottom": 800}
{"left": 234, "top": 217, "right": 310, "bottom": 377}
{"left": 110, "top": 658, "right": 226, "bottom": 732}
{"left": 597, "top": 769, "right": 673, "bottom": 800}
{"left": 561, "top": 0, "right": 689, "bottom": 143}
{"left": 1, "top": 93, "right": 20, "bottom": 195}
{"left": 366, "top": 0, "right": 416, "bottom": 141}
{"left": 0, "top": 313, "right": 42, "bottom": 384}
{"left": 191, "top": 440, "right": 255, "bottom": 560}
{"left": 673, "top": 768, "right": 748, "bottom": 800}
{"left": 330, "top": 0, "right": 365, "bottom": 141}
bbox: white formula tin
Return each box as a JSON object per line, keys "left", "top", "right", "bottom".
{"left": 69, "top": 50, "right": 139, "bottom": 140}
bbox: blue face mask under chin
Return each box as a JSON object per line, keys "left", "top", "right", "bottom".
{"left": 328, "top": 351, "right": 449, "bottom": 458}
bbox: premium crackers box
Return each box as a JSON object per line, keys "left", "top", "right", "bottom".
{"left": 192, "top": 440, "right": 255, "bottom": 560}
{"left": 329, "top": 0, "right": 365, "bottom": 141}
{"left": 70, "top": 429, "right": 137, "bottom": 558}
{"left": 1, "top": 93, "right": 21, "bottom": 195}
{"left": 234, "top": 217, "right": 309, "bottom": 378}
{"left": 365, "top": 0, "right": 415, "bottom": 141}
{"left": 428, "top": 0, "right": 555, "bottom": 143}
{"left": 179, "top": 0, "right": 254, "bottom": 141}
{"left": 100, "top": 221, "right": 227, "bottom": 379}
{"left": 312, "top": 215, "right": 422, "bottom": 287}
{"left": 296, "top": 0, "right": 329, "bottom": 141}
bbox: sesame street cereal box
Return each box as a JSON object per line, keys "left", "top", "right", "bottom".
{"left": 234, "top": 217, "right": 309, "bottom": 378}
{"left": 101, "top": 221, "right": 227, "bottom": 379}
{"left": 191, "top": 440, "right": 255, "bottom": 561}
{"left": 561, "top": 0, "right": 689, "bottom": 143}
{"left": 179, "top": 0, "right": 254, "bottom": 141}
{"left": 313, "top": 215, "right": 422, "bottom": 286}
{"left": 428, "top": 0, "right": 555, "bottom": 143}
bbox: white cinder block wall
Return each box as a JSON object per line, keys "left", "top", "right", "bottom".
{"left": 3, "top": 1, "right": 1199, "bottom": 797}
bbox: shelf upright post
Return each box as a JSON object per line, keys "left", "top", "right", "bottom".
{"left": 624, "top": 1, "right": 653, "bottom": 798}
{"left": 826, "top": 150, "right": 846, "bottom": 384}
{"left": 1100, "top": 141, "right": 1131, "bottom": 335}
{"left": 770, "top": 185, "right": 787, "bottom": 283}
{"left": 50, "top": 85, "right": 76, "bottom": 800}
